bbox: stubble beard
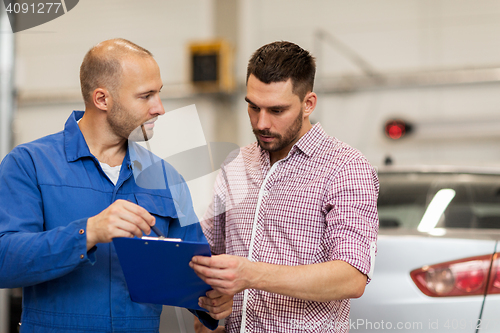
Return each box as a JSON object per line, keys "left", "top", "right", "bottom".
{"left": 253, "top": 108, "right": 303, "bottom": 153}
{"left": 107, "top": 99, "right": 148, "bottom": 142}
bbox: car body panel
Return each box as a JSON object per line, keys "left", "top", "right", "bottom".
{"left": 478, "top": 294, "right": 500, "bottom": 332}
{"left": 351, "top": 236, "right": 496, "bottom": 332}
{"left": 350, "top": 166, "right": 500, "bottom": 333}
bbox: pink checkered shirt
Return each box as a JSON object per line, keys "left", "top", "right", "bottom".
{"left": 201, "top": 123, "right": 379, "bottom": 333}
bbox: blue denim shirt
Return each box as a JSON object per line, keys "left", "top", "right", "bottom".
{"left": 0, "top": 111, "right": 216, "bottom": 332}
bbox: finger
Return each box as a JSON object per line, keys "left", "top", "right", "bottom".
{"left": 190, "top": 269, "right": 228, "bottom": 292}
{"left": 190, "top": 264, "right": 214, "bottom": 284}
{"left": 91, "top": 220, "right": 136, "bottom": 243}
{"left": 210, "top": 306, "right": 232, "bottom": 320}
{"left": 191, "top": 262, "right": 240, "bottom": 284}
{"left": 205, "top": 289, "right": 224, "bottom": 299}
{"left": 216, "top": 294, "right": 234, "bottom": 304}
{"left": 110, "top": 217, "right": 147, "bottom": 239}
{"left": 199, "top": 295, "right": 224, "bottom": 307}
{"left": 200, "top": 294, "right": 232, "bottom": 308}
{"left": 190, "top": 262, "right": 222, "bottom": 280}
{"left": 107, "top": 228, "right": 136, "bottom": 240}
{"left": 121, "top": 200, "right": 156, "bottom": 226}
{"left": 112, "top": 204, "right": 153, "bottom": 236}
{"left": 198, "top": 276, "right": 236, "bottom": 294}
{"left": 199, "top": 300, "right": 232, "bottom": 319}
{"left": 113, "top": 199, "right": 155, "bottom": 230}
{"left": 191, "top": 255, "right": 213, "bottom": 267}
{"left": 204, "top": 292, "right": 234, "bottom": 308}
{"left": 190, "top": 264, "right": 240, "bottom": 295}
{"left": 192, "top": 254, "right": 237, "bottom": 269}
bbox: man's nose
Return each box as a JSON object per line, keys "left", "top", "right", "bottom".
{"left": 256, "top": 110, "right": 271, "bottom": 130}
{"left": 151, "top": 94, "right": 165, "bottom": 116}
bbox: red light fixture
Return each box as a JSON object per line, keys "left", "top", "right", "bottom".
{"left": 410, "top": 254, "right": 500, "bottom": 297}
{"left": 384, "top": 119, "right": 412, "bottom": 140}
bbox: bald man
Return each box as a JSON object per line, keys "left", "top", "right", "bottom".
{"left": 0, "top": 39, "right": 231, "bottom": 332}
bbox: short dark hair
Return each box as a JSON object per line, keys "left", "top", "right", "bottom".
{"left": 79, "top": 38, "right": 153, "bottom": 106}
{"left": 246, "top": 41, "right": 316, "bottom": 101}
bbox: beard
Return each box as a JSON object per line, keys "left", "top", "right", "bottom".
{"left": 253, "top": 108, "right": 303, "bottom": 153}
{"left": 107, "top": 99, "right": 154, "bottom": 142}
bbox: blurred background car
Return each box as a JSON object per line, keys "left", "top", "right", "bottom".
{"left": 350, "top": 166, "right": 500, "bottom": 333}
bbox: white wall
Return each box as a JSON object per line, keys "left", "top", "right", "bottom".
{"left": 16, "top": 0, "right": 214, "bottom": 92}
{"left": 237, "top": 0, "right": 500, "bottom": 73}
{"left": 15, "top": 0, "right": 500, "bottom": 169}
{"left": 319, "top": 84, "right": 500, "bottom": 167}
{"left": 14, "top": 0, "right": 219, "bottom": 144}
{"left": 235, "top": 0, "right": 500, "bottom": 167}
{"left": 9, "top": 0, "right": 500, "bottom": 225}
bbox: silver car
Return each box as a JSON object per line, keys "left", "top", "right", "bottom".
{"left": 350, "top": 166, "right": 500, "bottom": 332}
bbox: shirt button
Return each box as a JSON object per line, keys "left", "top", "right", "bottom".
{"left": 80, "top": 254, "right": 84, "bottom": 259}
{"left": 263, "top": 190, "right": 269, "bottom": 196}
{"left": 79, "top": 229, "right": 85, "bottom": 235}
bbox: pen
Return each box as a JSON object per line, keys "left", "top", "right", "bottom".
{"left": 151, "top": 224, "right": 166, "bottom": 238}
{"left": 140, "top": 124, "right": 164, "bottom": 239}
{"left": 141, "top": 124, "right": 155, "bottom": 166}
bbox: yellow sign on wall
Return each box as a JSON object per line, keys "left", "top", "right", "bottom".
{"left": 188, "top": 39, "right": 235, "bottom": 93}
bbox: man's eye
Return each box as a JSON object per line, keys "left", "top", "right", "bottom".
{"left": 249, "top": 105, "right": 259, "bottom": 111}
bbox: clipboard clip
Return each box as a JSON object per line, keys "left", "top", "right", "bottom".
{"left": 151, "top": 225, "right": 166, "bottom": 238}
{"left": 141, "top": 236, "right": 182, "bottom": 242}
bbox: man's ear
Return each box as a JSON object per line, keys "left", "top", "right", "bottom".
{"left": 92, "top": 88, "right": 111, "bottom": 111}
{"left": 303, "top": 92, "right": 317, "bottom": 118}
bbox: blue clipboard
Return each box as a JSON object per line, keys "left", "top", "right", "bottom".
{"left": 113, "top": 237, "right": 212, "bottom": 311}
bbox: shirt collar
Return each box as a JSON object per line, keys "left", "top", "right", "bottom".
{"left": 128, "top": 141, "right": 162, "bottom": 177}
{"left": 64, "top": 111, "right": 132, "bottom": 168}
{"left": 64, "top": 111, "right": 94, "bottom": 162}
{"left": 293, "top": 122, "right": 327, "bottom": 158}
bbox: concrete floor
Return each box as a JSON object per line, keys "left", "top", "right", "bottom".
{"left": 160, "top": 306, "right": 195, "bottom": 333}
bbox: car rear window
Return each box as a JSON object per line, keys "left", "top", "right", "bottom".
{"left": 378, "top": 172, "right": 500, "bottom": 229}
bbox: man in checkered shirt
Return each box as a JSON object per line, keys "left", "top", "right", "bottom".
{"left": 191, "top": 41, "right": 379, "bottom": 333}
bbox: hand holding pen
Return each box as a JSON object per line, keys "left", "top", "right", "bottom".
{"left": 86, "top": 199, "right": 157, "bottom": 250}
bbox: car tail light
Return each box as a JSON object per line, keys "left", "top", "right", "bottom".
{"left": 410, "top": 254, "right": 500, "bottom": 297}
{"left": 486, "top": 253, "right": 500, "bottom": 294}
